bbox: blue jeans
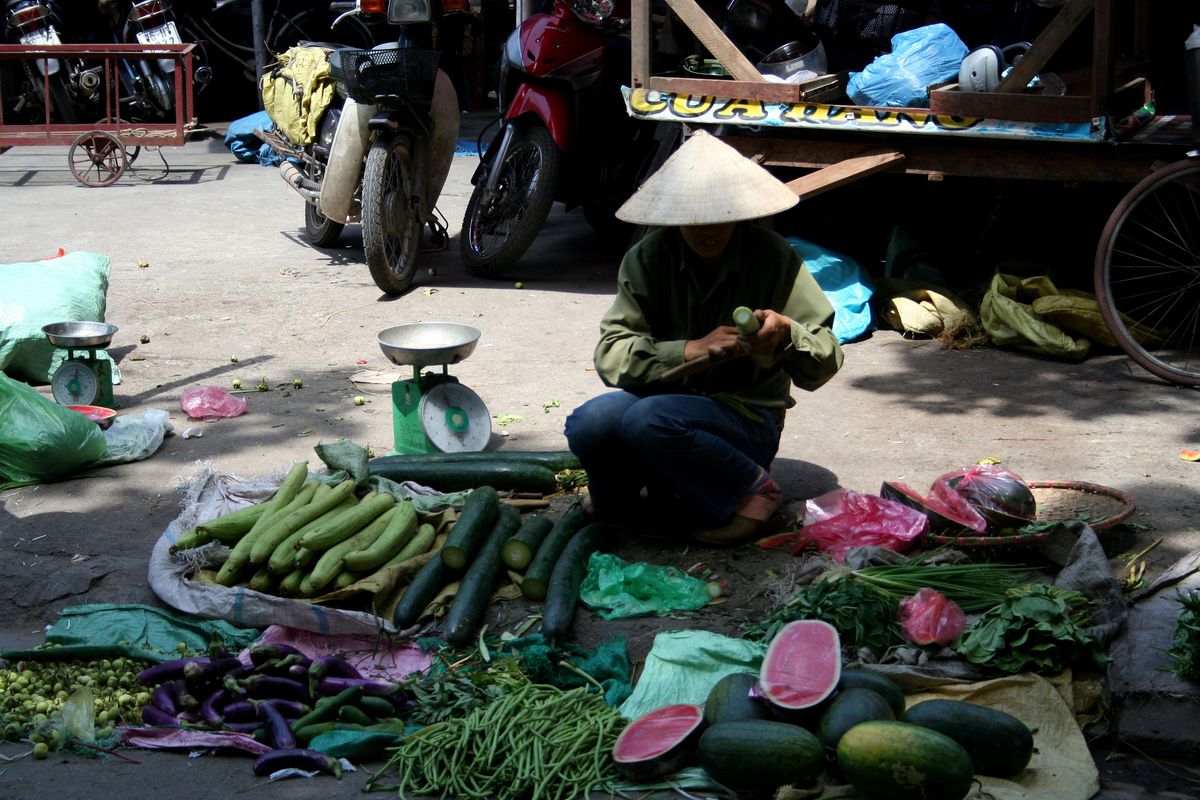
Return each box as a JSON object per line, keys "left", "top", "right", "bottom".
{"left": 564, "top": 391, "right": 780, "bottom": 528}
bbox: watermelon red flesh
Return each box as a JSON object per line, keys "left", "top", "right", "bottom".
{"left": 611, "top": 703, "right": 705, "bottom": 779}
{"left": 880, "top": 481, "right": 986, "bottom": 534}
{"left": 757, "top": 620, "right": 841, "bottom": 711}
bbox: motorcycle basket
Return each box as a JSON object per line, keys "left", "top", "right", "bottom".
{"left": 329, "top": 47, "right": 441, "bottom": 104}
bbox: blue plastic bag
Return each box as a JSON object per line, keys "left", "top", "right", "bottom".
{"left": 788, "top": 237, "right": 874, "bottom": 343}
{"left": 223, "top": 111, "right": 284, "bottom": 166}
{"left": 847, "top": 23, "right": 968, "bottom": 108}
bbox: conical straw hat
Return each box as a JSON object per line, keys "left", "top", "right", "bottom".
{"left": 616, "top": 130, "right": 798, "bottom": 226}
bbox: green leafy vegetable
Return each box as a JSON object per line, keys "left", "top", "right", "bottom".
{"left": 956, "top": 584, "right": 1106, "bottom": 674}
{"left": 742, "top": 578, "right": 900, "bottom": 657}
{"left": 1166, "top": 590, "right": 1200, "bottom": 680}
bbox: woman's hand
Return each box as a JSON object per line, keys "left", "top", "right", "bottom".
{"left": 738, "top": 310, "right": 792, "bottom": 356}
{"left": 684, "top": 325, "right": 742, "bottom": 361}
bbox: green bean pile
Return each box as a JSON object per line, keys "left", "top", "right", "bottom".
{"left": 368, "top": 684, "right": 625, "bottom": 800}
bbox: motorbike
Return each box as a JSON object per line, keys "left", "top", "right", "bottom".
{"left": 3, "top": 0, "right": 93, "bottom": 122}
{"left": 107, "top": 0, "right": 211, "bottom": 120}
{"left": 263, "top": 0, "right": 459, "bottom": 295}
{"left": 459, "top": 0, "right": 660, "bottom": 276}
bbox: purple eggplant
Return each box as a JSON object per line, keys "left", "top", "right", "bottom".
{"left": 309, "top": 655, "right": 362, "bottom": 682}
{"left": 136, "top": 656, "right": 211, "bottom": 685}
{"left": 244, "top": 674, "right": 312, "bottom": 703}
{"left": 256, "top": 698, "right": 310, "bottom": 719}
{"left": 197, "top": 688, "right": 231, "bottom": 724}
{"left": 315, "top": 676, "right": 403, "bottom": 698}
{"left": 141, "top": 706, "right": 181, "bottom": 727}
{"left": 287, "top": 664, "right": 309, "bottom": 681}
{"left": 221, "top": 721, "right": 263, "bottom": 735}
{"left": 222, "top": 700, "right": 258, "bottom": 722}
{"left": 252, "top": 748, "right": 342, "bottom": 778}
{"left": 249, "top": 643, "right": 306, "bottom": 667}
{"left": 151, "top": 680, "right": 185, "bottom": 715}
{"left": 257, "top": 699, "right": 296, "bottom": 749}
{"left": 183, "top": 657, "right": 243, "bottom": 691}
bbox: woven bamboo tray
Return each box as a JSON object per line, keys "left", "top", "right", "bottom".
{"left": 925, "top": 479, "right": 1136, "bottom": 549}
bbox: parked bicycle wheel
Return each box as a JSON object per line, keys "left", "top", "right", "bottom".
{"left": 270, "top": 9, "right": 374, "bottom": 54}
{"left": 1094, "top": 156, "right": 1200, "bottom": 386}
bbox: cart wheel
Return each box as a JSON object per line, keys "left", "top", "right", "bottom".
{"left": 68, "top": 131, "right": 127, "bottom": 188}
{"left": 1094, "top": 156, "right": 1200, "bottom": 386}
{"left": 95, "top": 117, "right": 141, "bottom": 164}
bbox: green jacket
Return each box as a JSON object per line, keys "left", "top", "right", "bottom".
{"left": 594, "top": 224, "right": 844, "bottom": 419}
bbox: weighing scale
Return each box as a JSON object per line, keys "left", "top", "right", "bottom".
{"left": 376, "top": 322, "right": 492, "bottom": 455}
{"left": 41, "top": 321, "right": 119, "bottom": 408}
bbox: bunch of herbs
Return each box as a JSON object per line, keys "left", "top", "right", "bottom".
{"left": 1166, "top": 590, "right": 1200, "bottom": 680}
{"left": 956, "top": 583, "right": 1106, "bottom": 674}
{"left": 742, "top": 577, "right": 900, "bottom": 657}
{"left": 404, "top": 641, "right": 529, "bottom": 725}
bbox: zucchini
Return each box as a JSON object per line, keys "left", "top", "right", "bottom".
{"left": 502, "top": 514, "right": 553, "bottom": 571}
{"left": 368, "top": 458, "right": 558, "bottom": 493}
{"left": 370, "top": 450, "right": 581, "bottom": 472}
{"left": 444, "top": 505, "right": 521, "bottom": 646}
{"left": 388, "top": 522, "right": 436, "bottom": 565}
{"left": 251, "top": 480, "right": 356, "bottom": 564}
{"left": 392, "top": 546, "right": 448, "bottom": 628}
{"left": 541, "top": 522, "right": 611, "bottom": 641}
{"left": 441, "top": 486, "right": 500, "bottom": 570}
{"left": 298, "top": 491, "right": 394, "bottom": 551}
{"left": 215, "top": 478, "right": 315, "bottom": 587}
{"left": 267, "top": 496, "right": 357, "bottom": 575}
{"left": 174, "top": 501, "right": 270, "bottom": 552}
{"left": 342, "top": 499, "right": 418, "bottom": 572}
{"left": 520, "top": 503, "right": 589, "bottom": 601}
{"left": 300, "top": 507, "right": 396, "bottom": 596}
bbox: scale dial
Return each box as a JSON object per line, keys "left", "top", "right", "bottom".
{"left": 418, "top": 383, "right": 491, "bottom": 452}
{"left": 51, "top": 359, "right": 100, "bottom": 405}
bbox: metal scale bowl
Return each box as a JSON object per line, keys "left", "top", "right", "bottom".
{"left": 42, "top": 321, "right": 119, "bottom": 408}
{"left": 377, "top": 322, "right": 492, "bottom": 454}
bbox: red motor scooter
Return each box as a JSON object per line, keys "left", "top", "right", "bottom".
{"left": 459, "top": 0, "right": 660, "bottom": 276}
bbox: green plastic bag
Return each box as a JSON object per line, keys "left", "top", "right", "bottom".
{"left": 0, "top": 371, "right": 106, "bottom": 487}
{"left": 580, "top": 552, "right": 711, "bottom": 620}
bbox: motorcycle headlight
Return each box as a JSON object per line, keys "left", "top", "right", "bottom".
{"left": 131, "top": 0, "right": 169, "bottom": 24}
{"left": 570, "top": 0, "right": 615, "bottom": 25}
{"left": 387, "top": 0, "right": 431, "bottom": 24}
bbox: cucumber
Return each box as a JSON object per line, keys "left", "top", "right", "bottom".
{"left": 216, "top": 480, "right": 316, "bottom": 587}
{"left": 541, "top": 522, "right": 610, "bottom": 641}
{"left": 393, "top": 547, "right": 449, "bottom": 628}
{"left": 389, "top": 522, "right": 436, "bottom": 564}
{"left": 519, "top": 504, "right": 589, "bottom": 601}
{"left": 298, "top": 491, "right": 394, "bottom": 551}
{"left": 370, "top": 449, "right": 581, "bottom": 472}
{"left": 501, "top": 514, "right": 553, "bottom": 571}
{"left": 267, "top": 496, "right": 357, "bottom": 575}
{"left": 444, "top": 505, "right": 522, "bottom": 646}
{"left": 251, "top": 480, "right": 356, "bottom": 564}
{"left": 441, "top": 486, "right": 500, "bottom": 570}
{"left": 368, "top": 458, "right": 558, "bottom": 493}
{"left": 902, "top": 698, "right": 1034, "bottom": 777}
{"left": 300, "top": 507, "right": 395, "bottom": 596}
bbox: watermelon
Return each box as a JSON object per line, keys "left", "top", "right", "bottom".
{"left": 836, "top": 720, "right": 975, "bottom": 800}
{"left": 836, "top": 669, "right": 906, "bottom": 718}
{"left": 704, "top": 672, "right": 769, "bottom": 726}
{"left": 817, "top": 687, "right": 896, "bottom": 752}
{"left": 757, "top": 620, "right": 841, "bottom": 720}
{"left": 903, "top": 698, "right": 1034, "bottom": 777}
{"left": 880, "top": 481, "right": 987, "bottom": 534}
{"left": 938, "top": 465, "right": 1036, "bottom": 532}
{"left": 698, "top": 719, "right": 825, "bottom": 792}
{"left": 611, "top": 703, "right": 705, "bottom": 780}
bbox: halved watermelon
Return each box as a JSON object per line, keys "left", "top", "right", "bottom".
{"left": 757, "top": 620, "right": 841, "bottom": 719}
{"left": 938, "top": 465, "right": 1036, "bottom": 532}
{"left": 611, "top": 703, "right": 705, "bottom": 780}
{"left": 880, "top": 481, "right": 987, "bottom": 534}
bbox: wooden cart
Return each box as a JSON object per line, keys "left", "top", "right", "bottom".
{"left": 0, "top": 42, "right": 200, "bottom": 187}
{"left": 622, "top": 0, "right": 1200, "bottom": 385}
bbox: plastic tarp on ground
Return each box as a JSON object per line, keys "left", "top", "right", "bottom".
{"left": 788, "top": 237, "right": 874, "bottom": 344}
{"left": 0, "top": 250, "right": 116, "bottom": 384}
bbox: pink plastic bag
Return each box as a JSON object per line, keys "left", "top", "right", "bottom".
{"left": 935, "top": 464, "right": 1036, "bottom": 532}
{"left": 180, "top": 386, "right": 248, "bottom": 421}
{"left": 794, "top": 488, "right": 929, "bottom": 562}
{"left": 898, "top": 588, "right": 966, "bottom": 646}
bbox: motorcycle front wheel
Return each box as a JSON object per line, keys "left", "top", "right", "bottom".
{"left": 460, "top": 124, "right": 560, "bottom": 277}
{"left": 304, "top": 202, "right": 344, "bottom": 247}
{"left": 361, "top": 135, "right": 421, "bottom": 295}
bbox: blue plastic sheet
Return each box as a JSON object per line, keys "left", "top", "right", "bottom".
{"left": 788, "top": 237, "right": 874, "bottom": 343}
{"left": 224, "top": 111, "right": 284, "bottom": 166}
{"left": 847, "top": 23, "right": 968, "bottom": 108}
